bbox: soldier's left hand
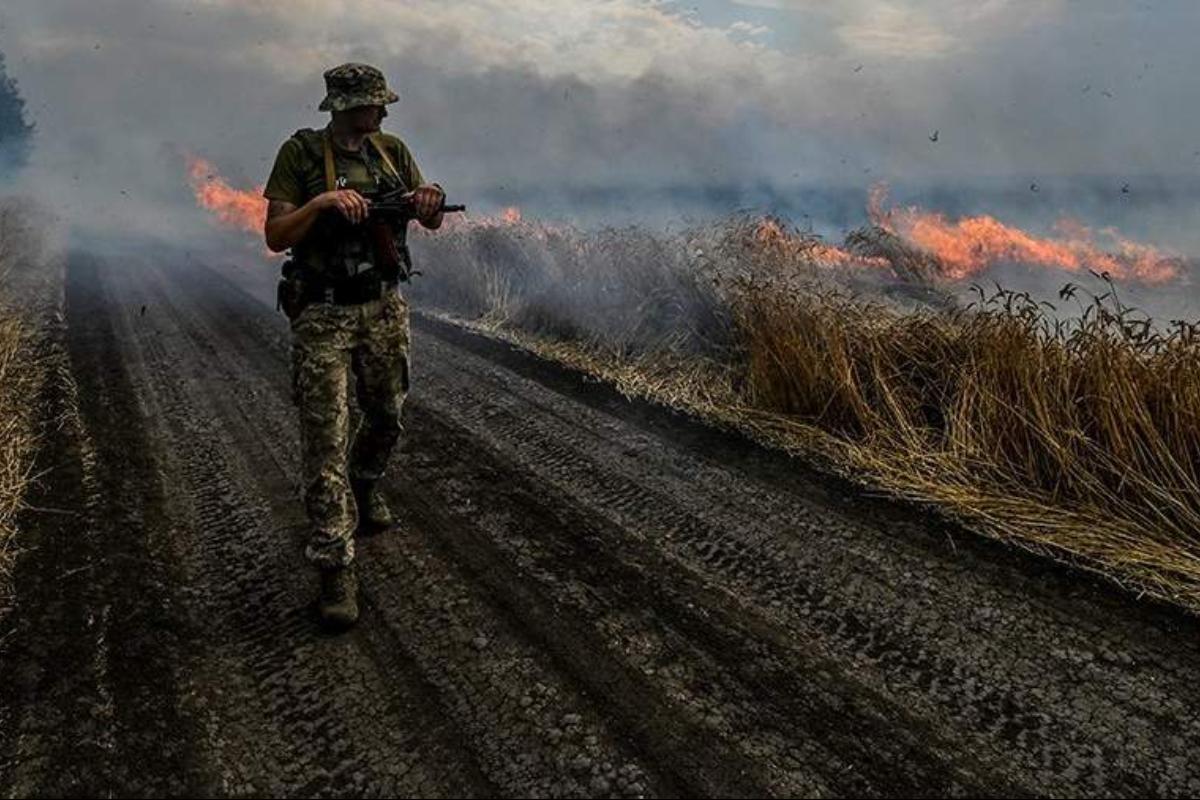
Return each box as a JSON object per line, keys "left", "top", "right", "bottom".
{"left": 409, "top": 184, "right": 445, "bottom": 221}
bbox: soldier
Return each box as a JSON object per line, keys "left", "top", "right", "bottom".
{"left": 262, "top": 63, "right": 445, "bottom": 630}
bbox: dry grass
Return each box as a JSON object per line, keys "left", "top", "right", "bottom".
{"left": 0, "top": 315, "right": 36, "bottom": 571}
{"left": 734, "top": 274, "right": 1200, "bottom": 605}
{"left": 0, "top": 200, "right": 60, "bottom": 614}
{"left": 413, "top": 216, "right": 737, "bottom": 359}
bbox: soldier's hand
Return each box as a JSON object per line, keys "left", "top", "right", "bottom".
{"left": 409, "top": 184, "right": 445, "bottom": 221}
{"left": 315, "top": 189, "right": 372, "bottom": 224}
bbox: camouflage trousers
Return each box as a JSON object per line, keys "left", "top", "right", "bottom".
{"left": 290, "top": 290, "right": 410, "bottom": 568}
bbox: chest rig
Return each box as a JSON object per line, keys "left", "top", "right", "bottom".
{"left": 321, "top": 131, "right": 409, "bottom": 282}
{"left": 277, "top": 131, "right": 411, "bottom": 317}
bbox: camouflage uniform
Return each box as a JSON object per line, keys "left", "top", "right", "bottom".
{"left": 264, "top": 63, "right": 426, "bottom": 569}
{"left": 290, "top": 293, "right": 410, "bottom": 567}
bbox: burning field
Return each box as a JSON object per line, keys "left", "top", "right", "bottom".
{"left": 189, "top": 162, "right": 1200, "bottom": 610}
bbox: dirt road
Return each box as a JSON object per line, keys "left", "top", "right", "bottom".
{"left": 2, "top": 253, "right": 1199, "bottom": 797}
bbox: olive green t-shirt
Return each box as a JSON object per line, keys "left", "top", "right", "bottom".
{"left": 263, "top": 127, "right": 425, "bottom": 207}
{"left": 262, "top": 127, "right": 425, "bottom": 272}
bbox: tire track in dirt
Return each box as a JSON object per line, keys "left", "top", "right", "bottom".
{"left": 105, "top": 259, "right": 495, "bottom": 797}
{"left": 384, "top": 409, "right": 1007, "bottom": 797}
{"left": 1, "top": 256, "right": 216, "bottom": 796}
{"left": 411, "top": 318, "right": 1200, "bottom": 797}
{"left": 119, "top": 259, "right": 683, "bottom": 798}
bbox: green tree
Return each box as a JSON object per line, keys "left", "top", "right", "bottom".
{"left": 0, "top": 50, "right": 34, "bottom": 177}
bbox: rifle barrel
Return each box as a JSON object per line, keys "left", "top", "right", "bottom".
{"left": 370, "top": 202, "right": 466, "bottom": 214}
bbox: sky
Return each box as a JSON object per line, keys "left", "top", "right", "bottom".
{"left": 0, "top": 0, "right": 1197, "bottom": 241}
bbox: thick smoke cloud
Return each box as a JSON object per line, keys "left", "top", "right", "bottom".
{"left": 0, "top": 51, "right": 32, "bottom": 178}
{"left": 0, "top": 1, "right": 1196, "bottom": 254}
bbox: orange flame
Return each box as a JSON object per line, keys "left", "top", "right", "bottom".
{"left": 186, "top": 155, "right": 268, "bottom": 235}
{"left": 427, "top": 204, "right": 526, "bottom": 233}
{"left": 868, "top": 183, "right": 1181, "bottom": 284}
{"left": 752, "top": 217, "right": 887, "bottom": 270}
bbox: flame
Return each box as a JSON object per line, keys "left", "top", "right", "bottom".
{"left": 868, "top": 183, "right": 1181, "bottom": 284}
{"left": 186, "top": 155, "right": 268, "bottom": 235}
{"left": 752, "top": 217, "right": 888, "bottom": 270}
{"left": 428, "top": 204, "right": 525, "bottom": 232}
{"left": 179, "top": 158, "right": 1181, "bottom": 288}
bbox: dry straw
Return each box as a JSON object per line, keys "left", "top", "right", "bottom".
{"left": 0, "top": 202, "right": 57, "bottom": 613}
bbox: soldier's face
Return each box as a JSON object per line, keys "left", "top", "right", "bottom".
{"left": 343, "top": 105, "right": 386, "bottom": 133}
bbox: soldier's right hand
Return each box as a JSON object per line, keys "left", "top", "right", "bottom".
{"left": 314, "top": 189, "right": 371, "bottom": 224}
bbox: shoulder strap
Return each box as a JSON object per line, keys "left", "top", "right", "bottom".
{"left": 368, "top": 134, "right": 403, "bottom": 185}
{"left": 322, "top": 131, "right": 336, "bottom": 193}
{"left": 319, "top": 131, "right": 402, "bottom": 191}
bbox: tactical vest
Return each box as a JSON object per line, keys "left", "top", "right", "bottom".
{"left": 286, "top": 127, "right": 411, "bottom": 281}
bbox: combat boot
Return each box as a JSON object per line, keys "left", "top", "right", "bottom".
{"left": 352, "top": 478, "right": 395, "bottom": 536}
{"left": 317, "top": 564, "right": 359, "bottom": 631}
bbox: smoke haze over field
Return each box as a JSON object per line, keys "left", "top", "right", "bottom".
{"left": 0, "top": 1, "right": 1198, "bottom": 292}
{"left": 0, "top": 51, "right": 33, "bottom": 177}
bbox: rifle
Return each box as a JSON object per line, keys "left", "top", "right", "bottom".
{"left": 368, "top": 186, "right": 466, "bottom": 220}
{"left": 277, "top": 189, "right": 464, "bottom": 318}
{"left": 359, "top": 188, "right": 465, "bottom": 281}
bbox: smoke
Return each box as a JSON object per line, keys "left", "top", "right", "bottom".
{"left": 0, "top": 50, "right": 33, "bottom": 179}
{"left": 0, "top": 0, "right": 1194, "bottom": 317}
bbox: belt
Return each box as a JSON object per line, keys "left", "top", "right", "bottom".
{"left": 302, "top": 277, "right": 398, "bottom": 306}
